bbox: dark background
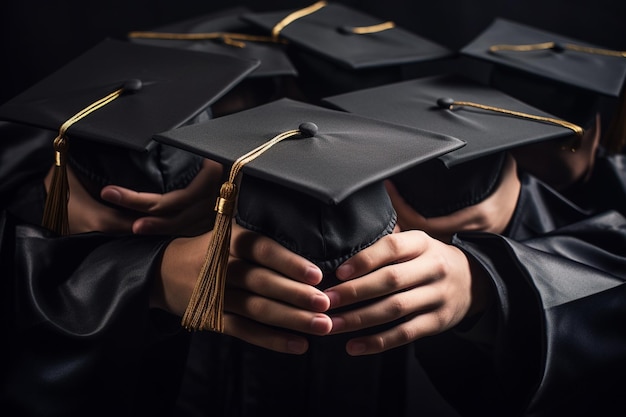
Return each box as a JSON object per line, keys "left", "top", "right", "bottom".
{"left": 2, "top": 0, "right": 625, "bottom": 105}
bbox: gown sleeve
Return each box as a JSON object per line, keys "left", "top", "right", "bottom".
{"left": 414, "top": 211, "right": 626, "bottom": 417}
{"left": 0, "top": 211, "right": 188, "bottom": 417}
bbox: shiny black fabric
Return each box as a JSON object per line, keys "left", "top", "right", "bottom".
{"left": 563, "top": 151, "right": 626, "bottom": 217}
{"left": 0, "top": 211, "right": 188, "bottom": 417}
{"left": 505, "top": 171, "right": 592, "bottom": 240}
{"left": 0, "top": 114, "right": 192, "bottom": 416}
{"left": 413, "top": 158, "right": 626, "bottom": 417}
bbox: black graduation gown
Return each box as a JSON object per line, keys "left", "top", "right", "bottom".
{"left": 0, "top": 121, "right": 190, "bottom": 417}
{"left": 414, "top": 165, "right": 626, "bottom": 417}
{"left": 0, "top": 211, "right": 189, "bottom": 417}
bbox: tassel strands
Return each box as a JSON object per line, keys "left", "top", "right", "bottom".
{"left": 182, "top": 122, "right": 319, "bottom": 332}
{"left": 41, "top": 135, "right": 70, "bottom": 235}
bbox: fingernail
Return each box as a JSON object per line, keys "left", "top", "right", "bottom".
{"left": 310, "top": 316, "right": 331, "bottom": 334}
{"left": 311, "top": 294, "right": 330, "bottom": 311}
{"left": 304, "top": 265, "right": 323, "bottom": 285}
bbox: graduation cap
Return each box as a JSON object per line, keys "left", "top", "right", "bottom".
{"left": 127, "top": 7, "right": 297, "bottom": 79}
{"left": 153, "top": 97, "right": 465, "bottom": 332}
{"left": 0, "top": 38, "right": 260, "bottom": 235}
{"left": 461, "top": 17, "right": 626, "bottom": 153}
{"left": 323, "top": 74, "right": 580, "bottom": 217}
{"left": 240, "top": 1, "right": 454, "bottom": 99}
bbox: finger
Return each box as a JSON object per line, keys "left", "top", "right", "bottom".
{"left": 228, "top": 259, "right": 330, "bottom": 312}
{"left": 131, "top": 208, "right": 214, "bottom": 236}
{"left": 335, "top": 230, "right": 429, "bottom": 281}
{"left": 343, "top": 311, "right": 446, "bottom": 356}
{"left": 329, "top": 283, "right": 442, "bottom": 333}
{"left": 225, "top": 287, "right": 332, "bottom": 336}
{"left": 100, "top": 159, "right": 222, "bottom": 214}
{"left": 230, "top": 224, "right": 323, "bottom": 286}
{"left": 144, "top": 158, "right": 222, "bottom": 212}
{"left": 326, "top": 257, "right": 433, "bottom": 309}
{"left": 223, "top": 313, "right": 309, "bottom": 355}
{"left": 100, "top": 186, "right": 165, "bottom": 213}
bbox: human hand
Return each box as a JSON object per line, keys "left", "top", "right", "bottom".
{"left": 324, "top": 230, "right": 492, "bottom": 355}
{"left": 155, "top": 223, "right": 332, "bottom": 355}
{"left": 100, "top": 158, "right": 223, "bottom": 236}
{"left": 386, "top": 153, "right": 521, "bottom": 242}
{"left": 44, "top": 164, "right": 138, "bottom": 234}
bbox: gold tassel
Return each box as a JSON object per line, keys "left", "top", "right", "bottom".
{"left": 181, "top": 122, "right": 318, "bottom": 332}
{"left": 42, "top": 135, "right": 70, "bottom": 235}
{"left": 437, "top": 97, "right": 584, "bottom": 151}
{"left": 40, "top": 80, "right": 140, "bottom": 235}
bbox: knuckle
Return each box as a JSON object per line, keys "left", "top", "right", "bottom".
{"left": 395, "top": 325, "right": 415, "bottom": 345}
{"left": 382, "top": 267, "right": 404, "bottom": 290}
{"left": 384, "top": 233, "right": 404, "bottom": 253}
{"left": 244, "top": 296, "right": 268, "bottom": 317}
{"left": 384, "top": 297, "right": 408, "bottom": 319}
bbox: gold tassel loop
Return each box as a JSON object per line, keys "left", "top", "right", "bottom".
{"left": 41, "top": 80, "right": 141, "bottom": 235}
{"left": 437, "top": 97, "right": 584, "bottom": 151}
{"left": 271, "top": 1, "right": 327, "bottom": 42}
{"left": 489, "top": 41, "right": 626, "bottom": 57}
{"left": 181, "top": 122, "right": 319, "bottom": 332}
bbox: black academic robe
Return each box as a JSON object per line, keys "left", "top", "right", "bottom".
{"left": 0, "top": 121, "right": 190, "bottom": 417}
{"left": 0, "top": 211, "right": 189, "bottom": 417}
{"left": 414, "top": 163, "right": 626, "bottom": 417}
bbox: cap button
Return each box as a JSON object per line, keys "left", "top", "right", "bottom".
{"left": 123, "top": 79, "right": 143, "bottom": 93}
{"left": 436, "top": 97, "right": 455, "bottom": 109}
{"left": 299, "top": 122, "right": 318, "bottom": 137}
{"left": 552, "top": 42, "right": 566, "bottom": 53}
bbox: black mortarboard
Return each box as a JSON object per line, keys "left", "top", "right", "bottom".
{"left": 153, "top": 97, "right": 464, "bottom": 331}
{"left": 0, "top": 38, "right": 260, "bottom": 234}
{"left": 127, "top": 8, "right": 303, "bottom": 117}
{"left": 323, "top": 74, "right": 579, "bottom": 217}
{"left": 127, "top": 7, "right": 297, "bottom": 79}
{"left": 240, "top": 1, "right": 454, "bottom": 99}
{"left": 461, "top": 18, "right": 626, "bottom": 152}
